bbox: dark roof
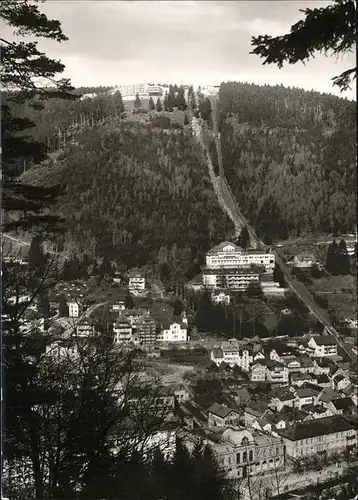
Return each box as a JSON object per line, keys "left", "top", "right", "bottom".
{"left": 317, "top": 374, "right": 330, "bottom": 384}
{"left": 277, "top": 406, "right": 306, "bottom": 422}
{"left": 279, "top": 393, "right": 296, "bottom": 401}
{"left": 207, "top": 241, "right": 243, "bottom": 255}
{"left": 295, "top": 388, "right": 317, "bottom": 398}
{"left": 208, "top": 402, "right": 238, "bottom": 419}
{"left": 291, "top": 372, "right": 314, "bottom": 381}
{"left": 315, "top": 357, "right": 337, "bottom": 368}
{"left": 318, "top": 387, "right": 342, "bottom": 402}
{"left": 332, "top": 397, "right": 356, "bottom": 411}
{"left": 266, "top": 341, "right": 297, "bottom": 356}
{"left": 245, "top": 398, "right": 272, "bottom": 417}
{"left": 311, "top": 335, "right": 337, "bottom": 346}
{"left": 278, "top": 415, "right": 358, "bottom": 441}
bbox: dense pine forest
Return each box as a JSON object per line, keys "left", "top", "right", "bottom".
{"left": 218, "top": 82, "right": 356, "bottom": 243}
{"left": 10, "top": 81, "right": 357, "bottom": 272}
{"left": 18, "top": 101, "right": 233, "bottom": 274}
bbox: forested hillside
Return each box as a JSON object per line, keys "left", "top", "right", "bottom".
{"left": 218, "top": 82, "right": 356, "bottom": 243}
{"left": 19, "top": 117, "right": 233, "bottom": 276}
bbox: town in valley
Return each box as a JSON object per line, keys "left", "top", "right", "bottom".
{"left": 2, "top": 1, "right": 357, "bottom": 499}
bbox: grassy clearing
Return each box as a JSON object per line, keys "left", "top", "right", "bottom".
{"left": 310, "top": 275, "right": 357, "bottom": 320}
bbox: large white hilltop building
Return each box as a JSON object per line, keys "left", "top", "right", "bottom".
{"left": 205, "top": 242, "right": 275, "bottom": 270}
{"left": 109, "top": 83, "right": 165, "bottom": 101}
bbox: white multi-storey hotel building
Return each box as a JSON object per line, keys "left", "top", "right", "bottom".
{"left": 205, "top": 242, "right": 275, "bottom": 271}
{"left": 110, "top": 83, "right": 164, "bottom": 100}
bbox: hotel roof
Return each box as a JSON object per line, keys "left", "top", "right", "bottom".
{"left": 207, "top": 241, "right": 243, "bottom": 255}
{"left": 277, "top": 415, "right": 357, "bottom": 441}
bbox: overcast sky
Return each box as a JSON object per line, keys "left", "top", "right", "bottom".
{"left": 7, "top": 1, "right": 358, "bottom": 98}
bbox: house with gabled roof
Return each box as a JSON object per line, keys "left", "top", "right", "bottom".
{"left": 308, "top": 335, "right": 337, "bottom": 357}
{"left": 268, "top": 342, "right": 299, "bottom": 363}
{"left": 265, "top": 359, "right": 289, "bottom": 385}
{"left": 312, "top": 357, "right": 336, "bottom": 375}
{"left": 290, "top": 372, "right": 318, "bottom": 387}
{"left": 250, "top": 359, "right": 267, "bottom": 382}
{"left": 342, "top": 384, "right": 358, "bottom": 406}
{"left": 327, "top": 397, "right": 357, "bottom": 416}
{"left": 283, "top": 356, "right": 315, "bottom": 374}
{"left": 301, "top": 404, "right": 333, "bottom": 421}
{"left": 317, "top": 387, "right": 342, "bottom": 407}
{"left": 270, "top": 392, "right": 296, "bottom": 412}
{"left": 208, "top": 403, "right": 240, "bottom": 428}
{"left": 294, "top": 388, "right": 317, "bottom": 409}
{"left": 244, "top": 398, "right": 273, "bottom": 428}
{"left": 331, "top": 373, "right": 351, "bottom": 392}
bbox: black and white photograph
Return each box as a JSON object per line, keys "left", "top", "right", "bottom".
{"left": 1, "top": 1, "right": 357, "bottom": 499}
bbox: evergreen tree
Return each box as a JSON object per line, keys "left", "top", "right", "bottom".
{"left": 62, "top": 259, "right": 72, "bottom": 281}
{"left": 37, "top": 293, "right": 50, "bottom": 318}
{"left": 99, "top": 256, "right": 112, "bottom": 278}
{"left": 156, "top": 98, "right": 163, "bottom": 112}
{"left": 251, "top": 0, "right": 356, "bottom": 91}
{"left": 166, "top": 86, "right": 175, "bottom": 111}
{"left": 58, "top": 294, "right": 69, "bottom": 317}
{"left": 28, "top": 235, "right": 47, "bottom": 276}
{"left": 163, "top": 92, "right": 169, "bottom": 111}
{"left": 237, "top": 226, "right": 251, "bottom": 249}
{"left": 338, "top": 238, "right": 350, "bottom": 274}
{"left": 148, "top": 97, "right": 155, "bottom": 111}
{"left": 159, "top": 261, "right": 171, "bottom": 284}
{"left": 177, "top": 86, "right": 187, "bottom": 110}
{"left": 113, "top": 90, "right": 125, "bottom": 114}
{"left": 134, "top": 93, "right": 141, "bottom": 109}
{"left": 184, "top": 114, "right": 189, "bottom": 126}
{"left": 1, "top": 0, "right": 75, "bottom": 233}
{"left": 124, "top": 291, "right": 134, "bottom": 310}
{"left": 173, "top": 299, "right": 184, "bottom": 316}
{"left": 170, "top": 439, "right": 193, "bottom": 500}
{"left": 273, "top": 263, "right": 285, "bottom": 286}
{"left": 91, "top": 261, "right": 99, "bottom": 276}
{"left": 246, "top": 281, "right": 264, "bottom": 299}
{"left": 326, "top": 240, "right": 339, "bottom": 274}
{"left": 195, "top": 292, "right": 216, "bottom": 332}
{"left": 147, "top": 449, "right": 170, "bottom": 500}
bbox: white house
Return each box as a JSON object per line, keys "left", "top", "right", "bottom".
{"left": 211, "top": 341, "right": 263, "bottom": 371}
{"left": 112, "top": 301, "right": 125, "bottom": 312}
{"left": 128, "top": 275, "right": 146, "bottom": 294}
{"left": 68, "top": 301, "right": 80, "bottom": 318}
{"left": 250, "top": 361, "right": 267, "bottom": 382}
{"left": 75, "top": 320, "right": 95, "bottom": 337}
{"left": 157, "top": 321, "right": 187, "bottom": 342}
{"left": 292, "top": 253, "right": 317, "bottom": 268}
{"left": 308, "top": 335, "right": 337, "bottom": 357}
{"left": 113, "top": 320, "right": 133, "bottom": 343}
